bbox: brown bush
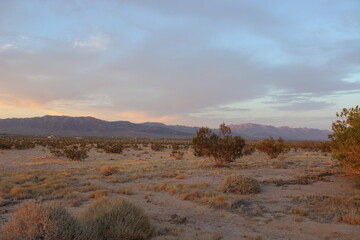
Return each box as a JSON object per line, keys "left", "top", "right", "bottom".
{"left": 1, "top": 200, "right": 87, "bottom": 240}
{"left": 63, "top": 146, "right": 89, "bottom": 161}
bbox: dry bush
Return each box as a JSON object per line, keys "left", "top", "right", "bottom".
{"left": 101, "top": 143, "right": 123, "bottom": 154}
{"left": 220, "top": 174, "right": 261, "bottom": 194}
{"left": 63, "top": 146, "right": 89, "bottom": 161}
{"left": 80, "top": 197, "right": 153, "bottom": 240}
{"left": 99, "top": 166, "right": 118, "bottom": 176}
{"left": 1, "top": 200, "right": 87, "bottom": 240}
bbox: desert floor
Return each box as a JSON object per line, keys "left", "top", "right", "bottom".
{"left": 0, "top": 145, "right": 359, "bottom": 240}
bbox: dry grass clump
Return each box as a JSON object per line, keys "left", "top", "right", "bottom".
{"left": 80, "top": 197, "right": 153, "bottom": 240}
{"left": 99, "top": 166, "right": 118, "bottom": 176}
{"left": 1, "top": 200, "right": 86, "bottom": 240}
{"left": 88, "top": 189, "right": 109, "bottom": 199}
{"left": 9, "top": 186, "right": 31, "bottom": 199}
{"left": 80, "top": 183, "right": 99, "bottom": 192}
{"left": 0, "top": 170, "right": 71, "bottom": 200}
{"left": 116, "top": 188, "right": 134, "bottom": 195}
{"left": 293, "top": 207, "right": 309, "bottom": 216}
{"left": 181, "top": 191, "right": 230, "bottom": 208}
{"left": 342, "top": 211, "right": 360, "bottom": 225}
{"left": 293, "top": 194, "right": 360, "bottom": 224}
{"left": 219, "top": 174, "right": 261, "bottom": 194}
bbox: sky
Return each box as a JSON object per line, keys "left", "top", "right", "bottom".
{"left": 0, "top": 0, "right": 359, "bottom": 129}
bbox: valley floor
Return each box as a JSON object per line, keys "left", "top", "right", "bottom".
{"left": 0, "top": 146, "right": 359, "bottom": 239}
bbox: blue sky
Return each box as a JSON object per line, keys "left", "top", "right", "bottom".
{"left": 0, "top": 0, "right": 359, "bottom": 129}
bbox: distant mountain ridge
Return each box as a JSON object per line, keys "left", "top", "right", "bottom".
{"left": 229, "top": 123, "right": 331, "bottom": 141}
{"left": 0, "top": 115, "right": 331, "bottom": 140}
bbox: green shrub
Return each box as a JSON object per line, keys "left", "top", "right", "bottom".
{"left": 1, "top": 200, "right": 87, "bottom": 240}
{"left": 192, "top": 123, "right": 245, "bottom": 166}
{"left": 80, "top": 197, "right": 153, "bottom": 240}
{"left": 219, "top": 174, "right": 260, "bottom": 194}
{"left": 329, "top": 106, "right": 360, "bottom": 174}
{"left": 256, "top": 136, "right": 286, "bottom": 158}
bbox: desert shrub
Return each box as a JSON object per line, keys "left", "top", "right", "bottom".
{"left": 329, "top": 106, "right": 360, "bottom": 174}
{"left": 256, "top": 136, "right": 286, "bottom": 158}
{"left": 1, "top": 200, "right": 87, "bottom": 240}
{"left": 99, "top": 166, "right": 118, "bottom": 176}
{"left": 102, "top": 143, "right": 123, "bottom": 154}
{"left": 219, "top": 174, "right": 260, "bottom": 194}
{"left": 151, "top": 143, "right": 165, "bottom": 151}
{"left": 49, "top": 147, "right": 64, "bottom": 157}
{"left": 13, "top": 141, "right": 36, "bottom": 150}
{"left": 0, "top": 140, "right": 12, "bottom": 149}
{"left": 192, "top": 123, "right": 246, "bottom": 166}
{"left": 63, "top": 145, "right": 89, "bottom": 161}
{"left": 80, "top": 197, "right": 153, "bottom": 240}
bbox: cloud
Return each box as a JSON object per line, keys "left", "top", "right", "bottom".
{"left": 275, "top": 101, "right": 334, "bottom": 111}
{"left": 0, "top": 44, "right": 17, "bottom": 50}
{"left": 74, "top": 35, "right": 108, "bottom": 50}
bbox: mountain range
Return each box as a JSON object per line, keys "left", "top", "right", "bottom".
{"left": 0, "top": 115, "right": 331, "bottom": 140}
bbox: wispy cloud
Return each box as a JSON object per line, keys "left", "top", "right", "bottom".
{"left": 0, "top": 43, "right": 16, "bottom": 50}
{"left": 74, "top": 35, "right": 108, "bottom": 50}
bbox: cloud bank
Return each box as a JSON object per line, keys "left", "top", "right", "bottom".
{"left": 0, "top": 0, "right": 359, "bottom": 129}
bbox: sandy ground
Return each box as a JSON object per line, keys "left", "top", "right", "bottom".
{"left": 0, "top": 145, "right": 359, "bottom": 240}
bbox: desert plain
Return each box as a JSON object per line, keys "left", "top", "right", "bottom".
{"left": 0, "top": 140, "right": 359, "bottom": 240}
